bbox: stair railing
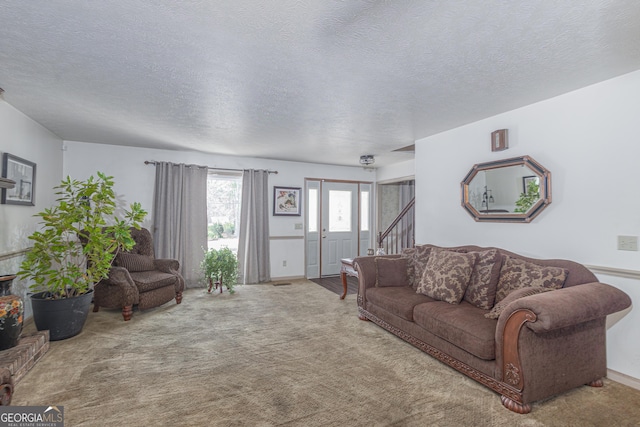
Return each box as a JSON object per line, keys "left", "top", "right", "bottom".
{"left": 377, "top": 197, "right": 415, "bottom": 255}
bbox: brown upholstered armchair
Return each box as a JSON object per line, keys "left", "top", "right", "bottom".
{"left": 92, "top": 228, "right": 184, "bottom": 321}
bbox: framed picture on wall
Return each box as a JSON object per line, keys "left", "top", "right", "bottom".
{"left": 1, "top": 153, "right": 36, "bottom": 206}
{"left": 273, "top": 186, "right": 301, "bottom": 216}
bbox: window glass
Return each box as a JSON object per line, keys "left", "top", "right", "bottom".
{"left": 329, "top": 190, "right": 351, "bottom": 232}
{"left": 360, "top": 191, "right": 369, "bottom": 231}
{"left": 308, "top": 188, "right": 318, "bottom": 232}
{"left": 207, "top": 172, "right": 243, "bottom": 253}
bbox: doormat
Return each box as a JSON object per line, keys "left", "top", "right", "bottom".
{"left": 309, "top": 276, "right": 358, "bottom": 297}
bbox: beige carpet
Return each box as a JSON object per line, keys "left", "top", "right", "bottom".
{"left": 14, "top": 280, "right": 640, "bottom": 426}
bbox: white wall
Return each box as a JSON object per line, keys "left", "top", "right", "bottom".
{"left": 63, "top": 141, "right": 376, "bottom": 280}
{"left": 0, "top": 100, "right": 64, "bottom": 319}
{"left": 414, "top": 70, "right": 640, "bottom": 381}
{"left": 376, "top": 159, "right": 414, "bottom": 183}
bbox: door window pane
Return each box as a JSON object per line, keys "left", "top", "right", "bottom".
{"left": 360, "top": 191, "right": 369, "bottom": 231}
{"left": 308, "top": 188, "right": 318, "bottom": 232}
{"left": 329, "top": 190, "right": 351, "bottom": 232}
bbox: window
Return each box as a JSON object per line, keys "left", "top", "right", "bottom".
{"left": 329, "top": 190, "right": 352, "bottom": 232}
{"left": 360, "top": 190, "right": 369, "bottom": 231}
{"left": 207, "top": 171, "right": 243, "bottom": 252}
{"left": 308, "top": 188, "right": 318, "bottom": 232}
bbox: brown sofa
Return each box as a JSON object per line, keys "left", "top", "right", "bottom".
{"left": 354, "top": 245, "right": 632, "bottom": 414}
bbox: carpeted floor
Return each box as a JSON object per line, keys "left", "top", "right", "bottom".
{"left": 15, "top": 280, "right": 640, "bottom": 426}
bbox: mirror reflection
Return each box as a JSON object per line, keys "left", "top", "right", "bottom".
{"left": 467, "top": 167, "right": 539, "bottom": 213}
{"left": 461, "top": 156, "right": 551, "bottom": 223}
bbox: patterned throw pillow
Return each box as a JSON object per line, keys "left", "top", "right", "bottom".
{"left": 485, "top": 287, "right": 553, "bottom": 319}
{"left": 400, "top": 247, "right": 416, "bottom": 287}
{"left": 494, "top": 256, "right": 568, "bottom": 304}
{"left": 375, "top": 257, "right": 409, "bottom": 287}
{"left": 416, "top": 248, "right": 478, "bottom": 304}
{"left": 461, "top": 249, "right": 502, "bottom": 310}
{"left": 116, "top": 252, "right": 156, "bottom": 272}
{"left": 411, "top": 245, "right": 433, "bottom": 290}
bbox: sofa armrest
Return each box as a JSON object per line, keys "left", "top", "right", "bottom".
{"left": 498, "top": 282, "right": 631, "bottom": 333}
{"left": 99, "top": 266, "right": 139, "bottom": 304}
{"left": 354, "top": 255, "right": 400, "bottom": 306}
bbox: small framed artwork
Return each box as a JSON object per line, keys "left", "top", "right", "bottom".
{"left": 491, "top": 129, "right": 509, "bottom": 152}
{"left": 1, "top": 153, "right": 36, "bottom": 206}
{"left": 273, "top": 186, "right": 301, "bottom": 216}
{"left": 522, "top": 175, "right": 539, "bottom": 195}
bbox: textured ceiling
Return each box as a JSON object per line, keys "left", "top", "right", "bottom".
{"left": 1, "top": 1, "right": 640, "bottom": 167}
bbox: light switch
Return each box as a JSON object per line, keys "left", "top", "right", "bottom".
{"left": 617, "top": 235, "right": 638, "bottom": 251}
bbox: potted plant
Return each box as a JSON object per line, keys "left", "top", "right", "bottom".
{"left": 18, "top": 172, "right": 146, "bottom": 340}
{"left": 514, "top": 180, "right": 540, "bottom": 213}
{"left": 200, "top": 247, "right": 239, "bottom": 294}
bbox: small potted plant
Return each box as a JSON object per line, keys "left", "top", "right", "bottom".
{"left": 514, "top": 180, "right": 540, "bottom": 213}
{"left": 18, "top": 172, "right": 146, "bottom": 340}
{"left": 200, "top": 247, "right": 239, "bottom": 294}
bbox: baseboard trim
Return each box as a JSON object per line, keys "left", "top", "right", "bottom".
{"left": 269, "top": 275, "right": 306, "bottom": 282}
{"left": 607, "top": 369, "right": 640, "bottom": 390}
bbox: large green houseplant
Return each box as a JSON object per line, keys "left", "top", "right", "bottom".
{"left": 201, "top": 247, "right": 239, "bottom": 294}
{"left": 19, "top": 172, "right": 146, "bottom": 340}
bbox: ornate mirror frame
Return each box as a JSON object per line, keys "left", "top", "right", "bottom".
{"left": 461, "top": 155, "right": 552, "bottom": 223}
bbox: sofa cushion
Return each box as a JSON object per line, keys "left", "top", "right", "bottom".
{"left": 485, "top": 286, "right": 554, "bottom": 319}
{"left": 129, "top": 271, "right": 177, "bottom": 292}
{"left": 116, "top": 252, "right": 156, "bottom": 272}
{"left": 389, "top": 245, "right": 433, "bottom": 290}
{"left": 400, "top": 247, "right": 416, "bottom": 288}
{"left": 413, "top": 301, "right": 497, "bottom": 360}
{"left": 366, "top": 286, "right": 435, "bottom": 322}
{"left": 375, "top": 257, "right": 408, "bottom": 287}
{"left": 495, "top": 256, "right": 568, "bottom": 304}
{"left": 416, "top": 248, "right": 477, "bottom": 304}
{"left": 462, "top": 249, "right": 502, "bottom": 310}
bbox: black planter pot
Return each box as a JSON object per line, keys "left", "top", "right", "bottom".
{"left": 30, "top": 290, "right": 93, "bottom": 341}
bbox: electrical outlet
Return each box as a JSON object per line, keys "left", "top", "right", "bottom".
{"left": 282, "top": 260, "right": 287, "bottom": 267}
{"left": 617, "top": 235, "right": 638, "bottom": 251}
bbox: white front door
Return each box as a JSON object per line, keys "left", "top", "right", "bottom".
{"left": 320, "top": 182, "right": 359, "bottom": 276}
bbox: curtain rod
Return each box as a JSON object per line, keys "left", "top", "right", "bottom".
{"left": 144, "top": 160, "right": 278, "bottom": 174}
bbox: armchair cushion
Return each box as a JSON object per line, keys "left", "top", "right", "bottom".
{"left": 116, "top": 252, "right": 156, "bottom": 272}
{"left": 129, "top": 271, "right": 177, "bottom": 293}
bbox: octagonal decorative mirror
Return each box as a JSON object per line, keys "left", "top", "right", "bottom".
{"left": 461, "top": 155, "right": 551, "bottom": 223}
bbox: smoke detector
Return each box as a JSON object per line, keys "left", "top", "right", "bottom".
{"left": 359, "top": 155, "right": 375, "bottom": 166}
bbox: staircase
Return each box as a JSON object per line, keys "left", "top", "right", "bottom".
{"left": 377, "top": 197, "right": 415, "bottom": 255}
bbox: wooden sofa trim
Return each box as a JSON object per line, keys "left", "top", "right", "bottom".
{"left": 500, "top": 308, "right": 537, "bottom": 414}
{"left": 358, "top": 306, "right": 526, "bottom": 407}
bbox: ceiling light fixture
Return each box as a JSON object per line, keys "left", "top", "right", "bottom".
{"left": 360, "top": 155, "right": 375, "bottom": 166}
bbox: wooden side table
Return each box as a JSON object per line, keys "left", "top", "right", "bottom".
{"left": 340, "top": 258, "right": 358, "bottom": 300}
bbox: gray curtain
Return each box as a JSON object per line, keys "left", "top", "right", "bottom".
{"left": 237, "top": 169, "right": 271, "bottom": 284}
{"left": 152, "top": 162, "right": 208, "bottom": 287}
